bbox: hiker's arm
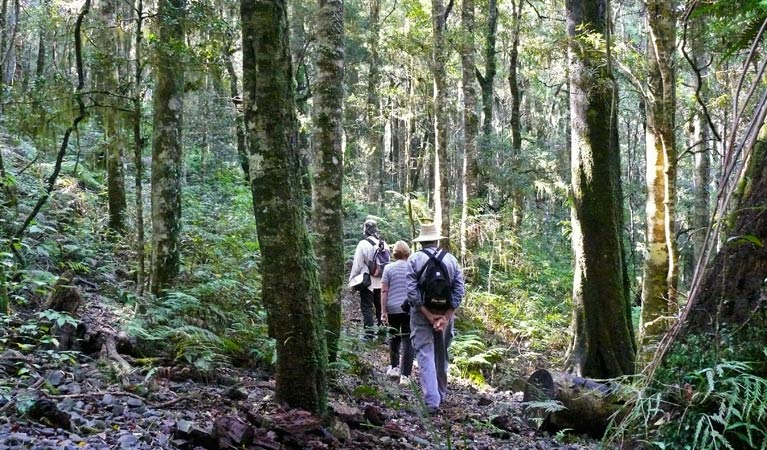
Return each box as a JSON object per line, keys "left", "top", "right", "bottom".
{"left": 381, "top": 282, "right": 389, "bottom": 324}
{"left": 418, "top": 305, "right": 442, "bottom": 325}
{"left": 406, "top": 255, "right": 423, "bottom": 307}
{"left": 450, "top": 259, "right": 466, "bottom": 309}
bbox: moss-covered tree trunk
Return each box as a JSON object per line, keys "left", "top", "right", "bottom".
{"left": 432, "top": 0, "right": 450, "bottom": 249}
{"left": 683, "top": 124, "right": 767, "bottom": 338}
{"left": 565, "top": 0, "right": 636, "bottom": 378}
{"left": 242, "top": 0, "right": 328, "bottom": 414}
{"left": 223, "top": 47, "right": 248, "bottom": 181}
{"left": 460, "top": 0, "right": 478, "bottom": 260}
{"left": 150, "top": 0, "right": 185, "bottom": 295}
{"left": 640, "top": 0, "right": 678, "bottom": 363}
{"left": 689, "top": 21, "right": 710, "bottom": 271}
{"left": 95, "top": 0, "right": 127, "bottom": 234}
{"left": 312, "top": 0, "right": 344, "bottom": 364}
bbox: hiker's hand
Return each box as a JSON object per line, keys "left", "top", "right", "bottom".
{"left": 433, "top": 316, "right": 446, "bottom": 331}
{"left": 381, "top": 313, "right": 388, "bottom": 325}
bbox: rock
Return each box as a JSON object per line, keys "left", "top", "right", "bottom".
{"left": 27, "top": 399, "right": 71, "bottom": 430}
{"left": 126, "top": 397, "right": 144, "bottom": 408}
{"left": 363, "top": 405, "right": 385, "bottom": 427}
{"left": 111, "top": 405, "right": 126, "bottom": 416}
{"left": 327, "top": 418, "right": 351, "bottom": 442}
{"left": 117, "top": 433, "right": 139, "bottom": 449}
{"left": 224, "top": 387, "right": 248, "bottom": 400}
{"left": 478, "top": 395, "right": 493, "bottom": 406}
{"left": 101, "top": 394, "right": 116, "bottom": 405}
{"left": 45, "top": 370, "right": 66, "bottom": 387}
{"left": 61, "top": 382, "right": 82, "bottom": 395}
{"left": 213, "top": 416, "right": 254, "bottom": 448}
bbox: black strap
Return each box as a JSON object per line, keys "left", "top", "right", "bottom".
{"left": 365, "top": 237, "right": 385, "bottom": 249}
{"left": 416, "top": 248, "right": 447, "bottom": 281}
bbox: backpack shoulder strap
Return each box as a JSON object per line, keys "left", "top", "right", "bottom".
{"left": 365, "top": 237, "right": 376, "bottom": 247}
{"left": 416, "top": 248, "right": 441, "bottom": 280}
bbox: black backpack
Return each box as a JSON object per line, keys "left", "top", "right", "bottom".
{"left": 365, "top": 238, "right": 391, "bottom": 278}
{"left": 416, "top": 248, "right": 452, "bottom": 310}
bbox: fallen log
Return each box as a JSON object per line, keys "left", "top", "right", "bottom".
{"left": 523, "top": 369, "right": 626, "bottom": 437}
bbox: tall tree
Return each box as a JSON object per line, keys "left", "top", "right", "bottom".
{"left": 150, "top": 0, "right": 185, "bottom": 295}
{"left": 460, "top": 0, "right": 478, "bottom": 259}
{"left": 366, "top": 0, "right": 382, "bottom": 208}
{"left": 639, "top": 0, "right": 678, "bottom": 361}
{"left": 475, "top": 0, "right": 497, "bottom": 200}
{"left": 312, "top": 0, "right": 345, "bottom": 363}
{"left": 132, "top": 0, "right": 147, "bottom": 297}
{"left": 95, "top": 0, "right": 127, "bottom": 234}
{"left": 565, "top": 0, "right": 636, "bottom": 378}
{"left": 242, "top": 0, "right": 328, "bottom": 413}
{"left": 432, "top": 0, "right": 450, "bottom": 248}
{"left": 508, "top": 0, "right": 524, "bottom": 227}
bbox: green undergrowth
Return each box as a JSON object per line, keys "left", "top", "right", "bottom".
{"left": 606, "top": 330, "right": 767, "bottom": 450}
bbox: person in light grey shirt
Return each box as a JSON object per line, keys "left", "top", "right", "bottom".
{"left": 349, "top": 218, "right": 384, "bottom": 340}
{"left": 381, "top": 241, "right": 415, "bottom": 385}
{"left": 406, "top": 223, "right": 465, "bottom": 415}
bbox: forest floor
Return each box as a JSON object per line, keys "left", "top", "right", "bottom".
{"left": 0, "top": 276, "right": 600, "bottom": 450}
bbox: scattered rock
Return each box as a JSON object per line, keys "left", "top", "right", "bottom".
{"left": 363, "top": 405, "right": 385, "bottom": 426}
{"left": 223, "top": 386, "right": 248, "bottom": 401}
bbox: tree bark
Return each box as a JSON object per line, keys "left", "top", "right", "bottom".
{"left": 432, "top": 0, "right": 450, "bottom": 249}
{"left": 460, "top": 0, "right": 478, "bottom": 261}
{"left": 640, "top": 0, "right": 678, "bottom": 364}
{"left": 565, "top": 0, "right": 636, "bottom": 378}
{"left": 683, "top": 124, "right": 767, "bottom": 336}
{"left": 366, "top": 0, "right": 382, "bottom": 209}
{"left": 242, "top": 0, "right": 328, "bottom": 414}
{"left": 223, "top": 47, "right": 249, "bottom": 181}
{"left": 150, "top": 0, "right": 185, "bottom": 295}
{"left": 96, "top": 0, "right": 127, "bottom": 234}
{"left": 508, "top": 0, "right": 524, "bottom": 228}
{"left": 523, "top": 369, "right": 625, "bottom": 437}
{"left": 476, "top": 0, "right": 497, "bottom": 200}
{"left": 312, "top": 0, "right": 345, "bottom": 363}
{"left": 132, "top": 0, "right": 146, "bottom": 297}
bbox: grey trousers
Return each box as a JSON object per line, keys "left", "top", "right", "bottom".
{"left": 410, "top": 309, "right": 453, "bottom": 409}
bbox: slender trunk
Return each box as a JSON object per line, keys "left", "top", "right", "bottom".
{"left": 366, "top": 0, "right": 382, "bottom": 208}
{"left": 133, "top": 0, "right": 146, "bottom": 298}
{"left": 565, "top": 0, "right": 635, "bottom": 378}
{"left": 640, "top": 0, "right": 678, "bottom": 363}
{"left": 508, "top": 0, "right": 524, "bottom": 227}
{"left": 476, "top": 0, "right": 497, "bottom": 201}
{"left": 690, "top": 23, "right": 710, "bottom": 269}
{"left": 223, "top": 48, "right": 248, "bottom": 180}
{"left": 461, "top": 0, "right": 478, "bottom": 260}
{"left": 313, "top": 0, "right": 345, "bottom": 363}
{"left": 432, "top": 0, "right": 450, "bottom": 248}
{"left": 149, "top": 0, "right": 185, "bottom": 295}
{"left": 242, "top": 0, "right": 328, "bottom": 414}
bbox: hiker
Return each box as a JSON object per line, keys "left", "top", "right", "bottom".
{"left": 381, "top": 240, "right": 415, "bottom": 386}
{"left": 349, "top": 218, "right": 386, "bottom": 340}
{"left": 407, "top": 223, "right": 465, "bottom": 415}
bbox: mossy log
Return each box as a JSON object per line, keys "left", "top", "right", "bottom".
{"left": 523, "top": 369, "right": 627, "bottom": 437}
{"left": 43, "top": 271, "right": 81, "bottom": 350}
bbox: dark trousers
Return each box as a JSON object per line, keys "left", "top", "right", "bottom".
{"left": 388, "top": 312, "right": 414, "bottom": 376}
{"left": 360, "top": 288, "right": 382, "bottom": 338}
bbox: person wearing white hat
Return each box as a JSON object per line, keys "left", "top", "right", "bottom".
{"left": 406, "top": 222, "right": 465, "bottom": 415}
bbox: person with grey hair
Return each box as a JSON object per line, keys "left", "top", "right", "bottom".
{"left": 406, "top": 222, "right": 465, "bottom": 415}
{"left": 349, "top": 218, "right": 385, "bottom": 340}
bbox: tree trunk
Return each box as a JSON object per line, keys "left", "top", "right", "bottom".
{"left": 640, "top": 0, "right": 678, "bottom": 364}
{"left": 96, "top": 0, "right": 127, "bottom": 234}
{"left": 242, "top": 0, "right": 328, "bottom": 414}
{"left": 223, "top": 47, "right": 248, "bottom": 181}
{"left": 312, "top": 0, "right": 345, "bottom": 364}
{"left": 132, "top": 0, "right": 146, "bottom": 297}
{"left": 508, "top": 0, "right": 524, "bottom": 228}
{"left": 366, "top": 0, "right": 382, "bottom": 209}
{"left": 476, "top": 0, "right": 497, "bottom": 201}
{"left": 432, "top": 0, "right": 450, "bottom": 249}
{"left": 683, "top": 124, "right": 767, "bottom": 336}
{"left": 523, "top": 369, "right": 625, "bottom": 437}
{"left": 689, "top": 22, "right": 710, "bottom": 272}
{"left": 460, "top": 0, "right": 478, "bottom": 260}
{"left": 150, "top": 0, "right": 185, "bottom": 295}
{"left": 565, "top": 0, "right": 636, "bottom": 378}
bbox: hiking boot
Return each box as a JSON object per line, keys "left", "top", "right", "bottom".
{"left": 426, "top": 406, "right": 439, "bottom": 416}
{"left": 386, "top": 366, "right": 400, "bottom": 378}
{"left": 399, "top": 375, "right": 411, "bottom": 386}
